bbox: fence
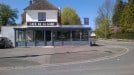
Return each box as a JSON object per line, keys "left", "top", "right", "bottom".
{"left": 111, "top": 32, "right": 134, "bottom": 39}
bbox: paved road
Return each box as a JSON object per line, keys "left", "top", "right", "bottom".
{"left": 0, "top": 40, "right": 134, "bottom": 75}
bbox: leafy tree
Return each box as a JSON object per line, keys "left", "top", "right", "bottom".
{"left": 95, "top": 0, "right": 113, "bottom": 38}
{"left": 120, "top": 0, "right": 134, "bottom": 32}
{"left": 0, "top": 4, "right": 18, "bottom": 26}
{"left": 61, "top": 6, "right": 81, "bottom": 25}
{"left": 112, "top": 0, "right": 126, "bottom": 26}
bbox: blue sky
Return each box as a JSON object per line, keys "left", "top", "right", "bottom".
{"left": 0, "top": 0, "right": 118, "bottom": 29}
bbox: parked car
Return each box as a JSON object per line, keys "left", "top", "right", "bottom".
{"left": 0, "top": 37, "right": 13, "bottom": 48}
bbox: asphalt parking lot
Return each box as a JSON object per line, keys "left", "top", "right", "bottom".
{"left": 0, "top": 45, "right": 128, "bottom": 70}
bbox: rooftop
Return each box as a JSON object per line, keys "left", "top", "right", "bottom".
{"left": 25, "top": 0, "right": 58, "bottom": 10}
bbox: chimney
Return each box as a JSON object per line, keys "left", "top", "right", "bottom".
{"left": 29, "top": 0, "right": 32, "bottom": 5}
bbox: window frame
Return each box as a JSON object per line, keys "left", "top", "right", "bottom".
{"left": 38, "top": 12, "right": 46, "bottom": 21}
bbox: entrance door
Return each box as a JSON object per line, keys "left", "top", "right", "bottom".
{"left": 46, "top": 31, "right": 51, "bottom": 46}
{"left": 35, "top": 30, "right": 44, "bottom": 46}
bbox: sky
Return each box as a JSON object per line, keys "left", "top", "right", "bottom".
{"left": 0, "top": 0, "right": 118, "bottom": 30}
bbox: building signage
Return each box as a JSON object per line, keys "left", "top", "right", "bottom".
{"left": 27, "top": 22, "right": 57, "bottom": 26}
{"left": 84, "top": 18, "right": 89, "bottom": 25}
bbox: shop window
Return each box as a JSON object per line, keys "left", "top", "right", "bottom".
{"left": 35, "top": 30, "right": 44, "bottom": 41}
{"left": 27, "top": 30, "right": 34, "bottom": 41}
{"left": 16, "top": 30, "right": 25, "bottom": 42}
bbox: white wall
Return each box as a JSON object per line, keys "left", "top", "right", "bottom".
{"left": 46, "top": 12, "right": 57, "bottom": 22}
{"left": 26, "top": 11, "right": 38, "bottom": 21}
{"left": 26, "top": 10, "right": 58, "bottom": 22}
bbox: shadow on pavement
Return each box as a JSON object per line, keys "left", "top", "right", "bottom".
{"left": 91, "top": 44, "right": 104, "bottom": 47}
{"left": 0, "top": 55, "right": 41, "bottom": 59}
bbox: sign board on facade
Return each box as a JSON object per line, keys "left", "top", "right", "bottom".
{"left": 84, "top": 18, "right": 89, "bottom": 25}
{"left": 27, "top": 22, "right": 57, "bottom": 26}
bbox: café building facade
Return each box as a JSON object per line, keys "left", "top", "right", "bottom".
{"left": 13, "top": 0, "right": 91, "bottom": 47}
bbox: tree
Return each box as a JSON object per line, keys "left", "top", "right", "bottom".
{"left": 112, "top": 0, "right": 126, "bottom": 27}
{"left": 120, "top": 0, "right": 134, "bottom": 32}
{"left": 95, "top": 0, "right": 113, "bottom": 38}
{"left": 0, "top": 4, "right": 18, "bottom": 26}
{"left": 61, "top": 6, "right": 81, "bottom": 25}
